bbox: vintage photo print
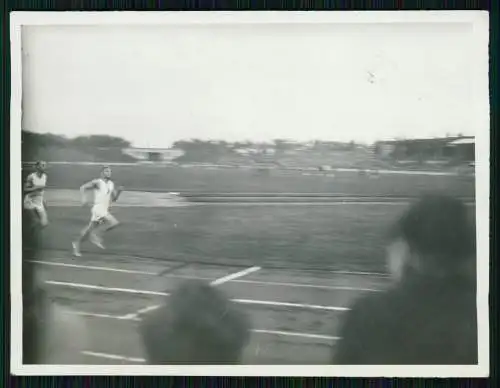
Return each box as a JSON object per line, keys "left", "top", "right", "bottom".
{"left": 10, "top": 11, "right": 489, "bottom": 376}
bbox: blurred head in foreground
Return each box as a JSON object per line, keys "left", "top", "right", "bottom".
{"left": 386, "top": 194, "right": 476, "bottom": 283}
{"left": 140, "top": 280, "right": 250, "bottom": 364}
{"left": 332, "top": 194, "right": 478, "bottom": 365}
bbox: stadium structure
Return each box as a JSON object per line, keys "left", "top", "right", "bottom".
{"left": 374, "top": 136, "right": 475, "bottom": 164}
{"left": 122, "top": 147, "right": 185, "bottom": 162}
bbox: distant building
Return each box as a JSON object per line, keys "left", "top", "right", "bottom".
{"left": 376, "top": 143, "right": 396, "bottom": 158}
{"left": 234, "top": 148, "right": 260, "bottom": 156}
{"left": 374, "top": 136, "right": 474, "bottom": 162}
{"left": 234, "top": 147, "right": 276, "bottom": 156}
{"left": 123, "top": 147, "right": 185, "bottom": 162}
{"left": 446, "top": 137, "right": 475, "bottom": 162}
{"left": 311, "top": 141, "right": 354, "bottom": 151}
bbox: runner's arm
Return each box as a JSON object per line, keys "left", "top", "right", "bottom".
{"left": 23, "top": 176, "right": 34, "bottom": 193}
{"left": 80, "top": 180, "right": 98, "bottom": 204}
{"left": 23, "top": 175, "right": 43, "bottom": 193}
{"left": 112, "top": 186, "right": 124, "bottom": 202}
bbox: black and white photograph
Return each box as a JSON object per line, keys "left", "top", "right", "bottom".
{"left": 11, "top": 11, "right": 489, "bottom": 376}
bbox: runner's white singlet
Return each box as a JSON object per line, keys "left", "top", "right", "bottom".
{"left": 90, "top": 179, "right": 115, "bottom": 222}
{"left": 24, "top": 172, "right": 47, "bottom": 210}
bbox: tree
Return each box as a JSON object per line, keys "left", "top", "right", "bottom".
{"left": 22, "top": 130, "right": 69, "bottom": 148}
{"left": 71, "top": 135, "right": 131, "bottom": 148}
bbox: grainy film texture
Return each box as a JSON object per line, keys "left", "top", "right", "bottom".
{"left": 18, "top": 19, "right": 482, "bottom": 367}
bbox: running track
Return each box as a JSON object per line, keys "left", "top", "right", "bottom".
{"left": 32, "top": 250, "right": 390, "bottom": 364}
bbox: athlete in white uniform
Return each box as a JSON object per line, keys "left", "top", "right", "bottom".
{"left": 72, "top": 166, "right": 123, "bottom": 257}
{"left": 23, "top": 161, "right": 49, "bottom": 228}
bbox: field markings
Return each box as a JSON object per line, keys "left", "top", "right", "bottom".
{"left": 45, "top": 279, "right": 350, "bottom": 312}
{"left": 232, "top": 298, "right": 349, "bottom": 312}
{"left": 124, "top": 266, "right": 262, "bottom": 319}
{"left": 80, "top": 326, "right": 341, "bottom": 363}
{"left": 30, "top": 260, "right": 159, "bottom": 276}
{"left": 68, "top": 310, "right": 340, "bottom": 344}
{"left": 228, "top": 278, "right": 382, "bottom": 292}
{"left": 82, "top": 350, "right": 146, "bottom": 363}
{"left": 210, "top": 266, "right": 261, "bottom": 286}
{"left": 33, "top": 258, "right": 389, "bottom": 283}
{"left": 124, "top": 305, "right": 162, "bottom": 318}
{"left": 32, "top": 258, "right": 217, "bottom": 281}
{"left": 44, "top": 280, "right": 170, "bottom": 296}
{"left": 69, "top": 310, "right": 127, "bottom": 320}
{"left": 71, "top": 311, "right": 141, "bottom": 321}
{"left": 34, "top": 259, "right": 385, "bottom": 292}
{"left": 329, "top": 269, "right": 389, "bottom": 277}
{"left": 252, "top": 329, "right": 340, "bottom": 342}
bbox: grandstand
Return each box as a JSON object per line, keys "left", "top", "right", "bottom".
{"left": 373, "top": 136, "right": 475, "bottom": 171}
{"left": 374, "top": 136, "right": 474, "bottom": 162}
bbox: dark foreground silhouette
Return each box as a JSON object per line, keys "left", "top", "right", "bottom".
{"left": 332, "top": 194, "right": 478, "bottom": 365}
{"left": 139, "top": 279, "right": 250, "bottom": 364}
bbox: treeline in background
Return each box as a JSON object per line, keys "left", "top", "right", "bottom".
{"left": 21, "top": 130, "right": 474, "bottom": 172}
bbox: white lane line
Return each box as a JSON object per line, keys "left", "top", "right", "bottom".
{"left": 47, "top": 280, "right": 348, "bottom": 312}
{"left": 66, "top": 310, "right": 136, "bottom": 320}
{"left": 125, "top": 266, "right": 262, "bottom": 319}
{"left": 71, "top": 311, "right": 141, "bottom": 321}
{"left": 82, "top": 332, "right": 337, "bottom": 365}
{"left": 69, "top": 311, "right": 341, "bottom": 343}
{"left": 330, "top": 270, "right": 389, "bottom": 277}
{"left": 134, "top": 305, "right": 162, "bottom": 315}
{"left": 233, "top": 298, "right": 349, "bottom": 312}
{"left": 33, "top": 259, "right": 216, "bottom": 281}
{"left": 81, "top": 350, "right": 145, "bottom": 363}
{"left": 121, "top": 305, "right": 162, "bottom": 320}
{"left": 45, "top": 280, "right": 170, "bottom": 296}
{"left": 229, "top": 278, "right": 382, "bottom": 292}
{"left": 31, "top": 260, "right": 159, "bottom": 276}
{"left": 33, "top": 258, "right": 388, "bottom": 283}
{"left": 80, "top": 329, "right": 339, "bottom": 362}
{"left": 210, "top": 266, "right": 261, "bottom": 286}
{"left": 252, "top": 329, "right": 340, "bottom": 342}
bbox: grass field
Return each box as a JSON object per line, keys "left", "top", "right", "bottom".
{"left": 41, "top": 191, "right": 475, "bottom": 274}
{"left": 38, "top": 164, "right": 474, "bottom": 272}
{"left": 38, "top": 164, "right": 475, "bottom": 197}
{"left": 43, "top": 203, "right": 405, "bottom": 273}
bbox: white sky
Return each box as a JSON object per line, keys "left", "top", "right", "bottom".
{"left": 22, "top": 21, "right": 483, "bottom": 148}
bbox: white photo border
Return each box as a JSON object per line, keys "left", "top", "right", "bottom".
{"left": 10, "top": 10, "right": 490, "bottom": 377}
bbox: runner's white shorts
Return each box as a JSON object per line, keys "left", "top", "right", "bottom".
{"left": 24, "top": 197, "right": 45, "bottom": 212}
{"left": 91, "top": 204, "right": 110, "bottom": 223}
{"left": 24, "top": 197, "right": 48, "bottom": 224}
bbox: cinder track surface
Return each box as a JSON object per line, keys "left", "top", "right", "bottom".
{"left": 33, "top": 252, "right": 389, "bottom": 364}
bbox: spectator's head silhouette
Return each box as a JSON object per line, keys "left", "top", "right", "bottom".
{"left": 139, "top": 279, "right": 250, "bottom": 364}
{"left": 386, "top": 194, "right": 476, "bottom": 282}
{"left": 333, "top": 194, "right": 478, "bottom": 365}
